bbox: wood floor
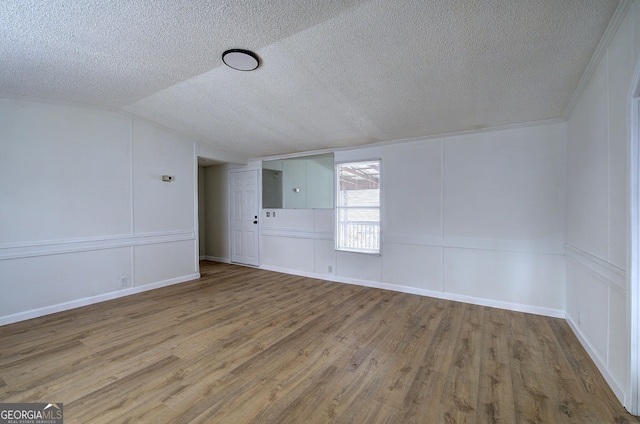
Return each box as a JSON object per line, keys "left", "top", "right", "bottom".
{"left": 1, "top": 261, "right": 637, "bottom": 423}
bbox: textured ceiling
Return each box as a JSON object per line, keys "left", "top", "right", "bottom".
{"left": 1, "top": 0, "right": 620, "bottom": 160}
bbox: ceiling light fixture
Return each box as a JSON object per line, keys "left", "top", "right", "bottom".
{"left": 222, "top": 49, "right": 260, "bottom": 71}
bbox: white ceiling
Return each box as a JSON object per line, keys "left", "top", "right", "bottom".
{"left": 1, "top": 0, "right": 619, "bottom": 161}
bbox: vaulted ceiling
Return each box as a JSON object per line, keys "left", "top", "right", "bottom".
{"left": 1, "top": 0, "right": 619, "bottom": 160}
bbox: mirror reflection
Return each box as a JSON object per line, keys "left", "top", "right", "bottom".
{"left": 262, "top": 153, "right": 334, "bottom": 209}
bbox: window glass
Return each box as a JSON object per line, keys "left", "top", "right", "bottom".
{"left": 336, "top": 160, "right": 381, "bottom": 253}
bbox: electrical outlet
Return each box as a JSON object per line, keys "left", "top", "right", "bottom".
{"left": 577, "top": 311, "right": 581, "bottom": 326}
{"left": 328, "top": 265, "right": 333, "bottom": 273}
{"left": 119, "top": 275, "right": 128, "bottom": 288}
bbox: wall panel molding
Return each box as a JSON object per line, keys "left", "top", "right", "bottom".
{"left": 384, "top": 233, "right": 564, "bottom": 255}
{"left": 0, "top": 231, "right": 196, "bottom": 261}
{"left": 260, "top": 229, "right": 333, "bottom": 241}
{"left": 562, "top": 0, "right": 633, "bottom": 119}
{"left": 259, "top": 231, "right": 565, "bottom": 255}
{"left": 565, "top": 243, "right": 626, "bottom": 294}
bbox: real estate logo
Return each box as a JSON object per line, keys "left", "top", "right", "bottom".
{"left": 0, "top": 403, "right": 63, "bottom": 424}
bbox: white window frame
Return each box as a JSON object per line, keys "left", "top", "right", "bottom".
{"left": 335, "top": 159, "right": 382, "bottom": 254}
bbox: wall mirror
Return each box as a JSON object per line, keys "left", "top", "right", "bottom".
{"left": 262, "top": 153, "right": 334, "bottom": 209}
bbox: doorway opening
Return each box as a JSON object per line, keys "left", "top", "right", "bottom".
{"left": 197, "top": 158, "right": 232, "bottom": 264}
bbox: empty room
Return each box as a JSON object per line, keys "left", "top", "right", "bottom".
{"left": 2, "top": 0, "right": 640, "bottom": 422}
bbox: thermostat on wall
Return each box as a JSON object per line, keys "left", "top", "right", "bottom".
{"left": 162, "top": 175, "right": 174, "bottom": 182}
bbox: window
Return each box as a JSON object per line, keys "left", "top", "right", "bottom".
{"left": 336, "top": 160, "right": 381, "bottom": 253}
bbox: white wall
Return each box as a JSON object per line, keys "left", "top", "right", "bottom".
{"left": 0, "top": 98, "right": 205, "bottom": 324}
{"left": 565, "top": 0, "right": 640, "bottom": 407}
{"left": 260, "top": 123, "right": 567, "bottom": 316}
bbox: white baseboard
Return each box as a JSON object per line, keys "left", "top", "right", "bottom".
{"left": 201, "top": 256, "right": 230, "bottom": 263}
{"left": 565, "top": 312, "right": 626, "bottom": 405}
{"left": 259, "top": 265, "right": 564, "bottom": 319}
{"left": 0, "top": 273, "right": 200, "bottom": 327}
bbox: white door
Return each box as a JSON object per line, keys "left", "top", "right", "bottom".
{"left": 230, "top": 170, "right": 259, "bottom": 266}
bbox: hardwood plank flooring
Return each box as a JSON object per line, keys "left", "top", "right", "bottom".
{"left": 0, "top": 260, "right": 637, "bottom": 423}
